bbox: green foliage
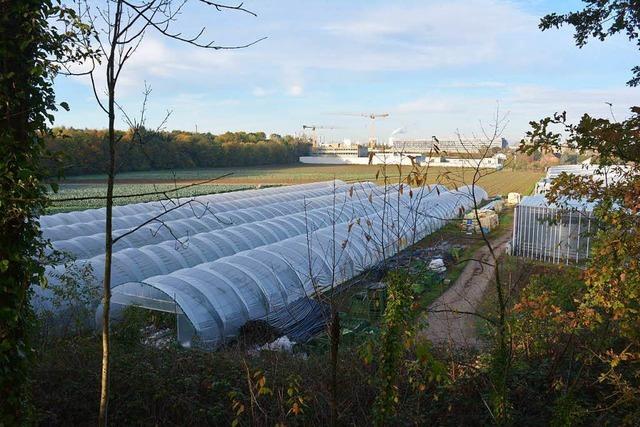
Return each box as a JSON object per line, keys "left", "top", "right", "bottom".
{"left": 518, "top": 4, "right": 640, "bottom": 420}
{"left": 47, "top": 183, "right": 257, "bottom": 213}
{"left": 35, "top": 252, "right": 101, "bottom": 341}
{"left": 33, "top": 263, "right": 635, "bottom": 425}
{"left": 539, "top": 0, "right": 640, "bottom": 86}
{"left": 559, "top": 152, "right": 578, "bottom": 165}
{"left": 372, "top": 270, "right": 419, "bottom": 425}
{"left": 550, "top": 392, "right": 586, "bottom": 427}
{"left": 412, "top": 263, "right": 447, "bottom": 308}
{"left": 521, "top": 109, "right": 640, "bottom": 168}
{"left": 519, "top": 105, "right": 640, "bottom": 426}
{"left": 488, "top": 343, "right": 512, "bottom": 425}
{"left": 0, "top": 1, "right": 92, "bottom": 423}
{"left": 507, "top": 264, "right": 640, "bottom": 425}
{"left": 31, "top": 321, "right": 355, "bottom": 426}
{"left": 45, "top": 128, "right": 311, "bottom": 176}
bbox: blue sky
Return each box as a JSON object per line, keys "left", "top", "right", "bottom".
{"left": 54, "top": 0, "right": 640, "bottom": 143}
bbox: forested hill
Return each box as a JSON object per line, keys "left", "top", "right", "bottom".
{"left": 46, "top": 128, "right": 311, "bottom": 176}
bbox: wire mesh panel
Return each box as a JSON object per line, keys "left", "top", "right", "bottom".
{"left": 511, "top": 195, "right": 594, "bottom": 264}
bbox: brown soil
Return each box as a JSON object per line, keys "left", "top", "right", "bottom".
{"left": 420, "top": 230, "right": 513, "bottom": 349}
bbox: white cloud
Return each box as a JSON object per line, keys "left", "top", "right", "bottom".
{"left": 252, "top": 87, "right": 270, "bottom": 97}
{"left": 325, "top": 0, "right": 532, "bottom": 40}
{"left": 64, "top": 1, "right": 617, "bottom": 92}
{"left": 70, "top": 34, "right": 241, "bottom": 98}
{"left": 397, "top": 97, "right": 464, "bottom": 114}
{"left": 313, "top": 0, "right": 537, "bottom": 71}
{"left": 508, "top": 85, "right": 638, "bottom": 109}
{"left": 397, "top": 85, "right": 639, "bottom": 115}
{"left": 288, "top": 84, "right": 303, "bottom": 96}
{"left": 393, "top": 84, "right": 640, "bottom": 141}
{"left": 170, "top": 92, "right": 241, "bottom": 108}
{"left": 55, "top": 0, "right": 640, "bottom": 138}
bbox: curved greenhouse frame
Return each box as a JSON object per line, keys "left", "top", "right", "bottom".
{"left": 42, "top": 181, "right": 348, "bottom": 243}
{"left": 38, "top": 182, "right": 443, "bottom": 311}
{"left": 101, "top": 183, "right": 487, "bottom": 348}
{"left": 45, "top": 183, "right": 364, "bottom": 259}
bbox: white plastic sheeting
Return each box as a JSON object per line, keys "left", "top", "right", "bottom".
{"left": 42, "top": 181, "right": 348, "bottom": 246}
{"left": 37, "top": 181, "right": 349, "bottom": 310}
{"left": 45, "top": 184, "right": 357, "bottom": 260}
{"left": 43, "top": 182, "right": 385, "bottom": 298}
{"left": 40, "top": 181, "right": 340, "bottom": 229}
{"left": 534, "top": 164, "right": 632, "bottom": 195}
{"left": 104, "top": 184, "right": 487, "bottom": 348}
{"left": 39, "top": 182, "right": 458, "bottom": 311}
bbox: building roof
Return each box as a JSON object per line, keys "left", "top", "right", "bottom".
{"left": 545, "top": 164, "right": 630, "bottom": 181}
{"left": 519, "top": 194, "right": 597, "bottom": 212}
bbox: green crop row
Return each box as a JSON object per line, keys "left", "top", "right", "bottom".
{"left": 46, "top": 183, "right": 259, "bottom": 213}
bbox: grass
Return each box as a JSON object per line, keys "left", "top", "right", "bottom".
{"left": 337, "top": 205, "right": 516, "bottom": 331}
{"left": 413, "top": 224, "right": 493, "bottom": 309}
{"left": 415, "top": 207, "right": 515, "bottom": 309}
{"left": 61, "top": 164, "right": 543, "bottom": 197}
{"left": 474, "top": 256, "right": 584, "bottom": 342}
{"left": 414, "top": 270, "right": 450, "bottom": 309}
{"left": 47, "top": 183, "right": 257, "bottom": 213}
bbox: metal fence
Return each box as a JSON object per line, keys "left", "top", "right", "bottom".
{"left": 511, "top": 203, "right": 594, "bottom": 264}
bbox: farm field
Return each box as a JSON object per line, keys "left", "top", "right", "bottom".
{"left": 60, "top": 164, "right": 543, "bottom": 196}
{"left": 47, "top": 183, "right": 256, "bottom": 213}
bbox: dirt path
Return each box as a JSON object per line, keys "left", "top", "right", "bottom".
{"left": 421, "top": 230, "right": 513, "bottom": 349}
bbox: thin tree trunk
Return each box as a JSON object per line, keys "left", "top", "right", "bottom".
{"left": 329, "top": 308, "right": 340, "bottom": 427}
{"left": 99, "top": 3, "right": 122, "bottom": 425}
{"left": 98, "top": 169, "right": 113, "bottom": 427}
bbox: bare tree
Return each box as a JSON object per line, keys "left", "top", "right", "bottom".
{"left": 293, "top": 153, "right": 443, "bottom": 424}
{"left": 67, "top": 1, "right": 264, "bottom": 424}
{"left": 422, "top": 106, "right": 516, "bottom": 424}
{"left": 300, "top": 180, "right": 353, "bottom": 427}
{"left": 353, "top": 121, "right": 519, "bottom": 424}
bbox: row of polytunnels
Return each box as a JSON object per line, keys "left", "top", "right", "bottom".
{"left": 38, "top": 181, "right": 487, "bottom": 348}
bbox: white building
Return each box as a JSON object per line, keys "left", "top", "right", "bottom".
{"left": 311, "top": 144, "right": 368, "bottom": 157}
{"left": 389, "top": 138, "right": 498, "bottom": 154}
{"left": 299, "top": 153, "right": 504, "bottom": 169}
{"left": 535, "top": 164, "right": 630, "bottom": 195}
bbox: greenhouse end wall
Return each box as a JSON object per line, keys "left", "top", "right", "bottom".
{"left": 511, "top": 199, "right": 594, "bottom": 265}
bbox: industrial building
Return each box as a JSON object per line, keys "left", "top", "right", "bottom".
{"left": 38, "top": 181, "right": 487, "bottom": 348}
{"left": 299, "top": 149, "right": 505, "bottom": 169}
{"left": 389, "top": 138, "right": 498, "bottom": 155}
{"left": 311, "top": 144, "right": 368, "bottom": 157}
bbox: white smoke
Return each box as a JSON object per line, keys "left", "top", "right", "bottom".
{"left": 387, "top": 127, "right": 406, "bottom": 146}
{"left": 390, "top": 127, "right": 406, "bottom": 136}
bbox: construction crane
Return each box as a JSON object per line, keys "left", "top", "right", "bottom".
{"left": 337, "top": 113, "right": 389, "bottom": 147}
{"left": 302, "top": 125, "right": 338, "bottom": 147}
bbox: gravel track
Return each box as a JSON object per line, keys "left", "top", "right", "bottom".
{"left": 421, "top": 231, "right": 513, "bottom": 349}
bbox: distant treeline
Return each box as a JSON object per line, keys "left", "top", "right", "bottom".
{"left": 46, "top": 128, "right": 311, "bottom": 176}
